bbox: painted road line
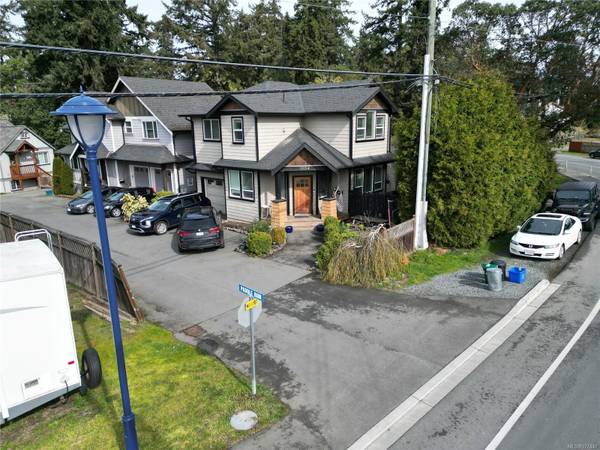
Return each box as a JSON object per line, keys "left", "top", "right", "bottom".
{"left": 485, "top": 296, "right": 600, "bottom": 450}
{"left": 348, "top": 280, "right": 560, "bottom": 450}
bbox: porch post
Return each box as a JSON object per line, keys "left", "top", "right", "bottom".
{"left": 271, "top": 199, "right": 287, "bottom": 228}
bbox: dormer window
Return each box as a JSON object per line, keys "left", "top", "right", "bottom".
{"left": 143, "top": 120, "right": 158, "bottom": 139}
{"left": 356, "top": 111, "right": 386, "bottom": 141}
{"left": 231, "top": 117, "right": 244, "bottom": 144}
{"left": 203, "top": 118, "right": 221, "bottom": 141}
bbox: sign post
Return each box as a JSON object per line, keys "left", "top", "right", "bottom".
{"left": 237, "top": 284, "right": 264, "bottom": 397}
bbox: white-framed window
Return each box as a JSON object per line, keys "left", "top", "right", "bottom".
{"left": 356, "top": 111, "right": 386, "bottom": 141}
{"left": 124, "top": 120, "right": 133, "bottom": 134}
{"left": 375, "top": 115, "right": 385, "bottom": 139}
{"left": 36, "top": 151, "right": 49, "bottom": 165}
{"left": 228, "top": 169, "right": 254, "bottom": 201}
{"left": 356, "top": 115, "right": 366, "bottom": 140}
{"left": 373, "top": 165, "right": 384, "bottom": 191}
{"left": 352, "top": 168, "right": 364, "bottom": 189}
{"left": 19, "top": 130, "right": 30, "bottom": 140}
{"left": 231, "top": 117, "right": 244, "bottom": 144}
{"left": 203, "top": 118, "right": 221, "bottom": 141}
{"left": 142, "top": 120, "right": 158, "bottom": 139}
{"left": 72, "top": 156, "right": 80, "bottom": 170}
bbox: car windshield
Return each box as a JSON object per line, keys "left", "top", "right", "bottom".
{"left": 108, "top": 191, "right": 125, "bottom": 201}
{"left": 80, "top": 191, "right": 93, "bottom": 199}
{"left": 556, "top": 190, "right": 590, "bottom": 203}
{"left": 521, "top": 218, "right": 563, "bottom": 236}
{"left": 148, "top": 199, "right": 170, "bottom": 211}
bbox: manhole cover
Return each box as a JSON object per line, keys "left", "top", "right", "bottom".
{"left": 182, "top": 324, "right": 204, "bottom": 338}
{"left": 230, "top": 410, "right": 258, "bottom": 431}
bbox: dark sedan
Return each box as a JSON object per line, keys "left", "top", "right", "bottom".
{"left": 102, "top": 187, "right": 154, "bottom": 218}
{"left": 66, "top": 186, "right": 120, "bottom": 214}
{"left": 589, "top": 149, "right": 600, "bottom": 159}
{"left": 176, "top": 207, "right": 224, "bottom": 251}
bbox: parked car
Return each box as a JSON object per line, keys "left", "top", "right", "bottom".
{"left": 102, "top": 187, "right": 154, "bottom": 218}
{"left": 128, "top": 192, "right": 211, "bottom": 235}
{"left": 549, "top": 181, "right": 599, "bottom": 231}
{"left": 66, "top": 186, "right": 120, "bottom": 214}
{"left": 510, "top": 213, "right": 582, "bottom": 260}
{"left": 176, "top": 207, "right": 224, "bottom": 251}
{"left": 589, "top": 150, "right": 600, "bottom": 159}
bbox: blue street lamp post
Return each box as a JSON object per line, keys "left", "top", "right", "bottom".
{"left": 51, "top": 92, "right": 139, "bottom": 449}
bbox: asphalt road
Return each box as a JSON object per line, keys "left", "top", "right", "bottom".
{"left": 555, "top": 153, "right": 600, "bottom": 181}
{"left": 391, "top": 225, "right": 600, "bottom": 450}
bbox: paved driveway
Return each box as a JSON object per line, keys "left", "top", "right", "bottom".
{"left": 0, "top": 190, "right": 308, "bottom": 331}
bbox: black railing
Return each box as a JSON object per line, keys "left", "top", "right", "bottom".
{"left": 349, "top": 190, "right": 396, "bottom": 219}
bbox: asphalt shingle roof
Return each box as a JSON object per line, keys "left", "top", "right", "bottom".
{"left": 0, "top": 120, "right": 25, "bottom": 154}
{"left": 107, "top": 144, "right": 183, "bottom": 164}
{"left": 113, "top": 77, "right": 221, "bottom": 131}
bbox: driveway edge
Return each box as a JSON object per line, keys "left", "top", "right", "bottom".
{"left": 348, "top": 279, "right": 561, "bottom": 450}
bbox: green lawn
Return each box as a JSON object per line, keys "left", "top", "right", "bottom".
{"left": 1, "top": 287, "right": 286, "bottom": 450}
{"left": 401, "top": 234, "right": 512, "bottom": 286}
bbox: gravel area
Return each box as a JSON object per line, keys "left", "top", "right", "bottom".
{"left": 402, "top": 237, "right": 587, "bottom": 300}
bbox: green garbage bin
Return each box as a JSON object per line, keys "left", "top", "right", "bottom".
{"left": 481, "top": 263, "right": 497, "bottom": 284}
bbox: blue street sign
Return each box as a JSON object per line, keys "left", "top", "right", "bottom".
{"left": 239, "top": 284, "right": 264, "bottom": 302}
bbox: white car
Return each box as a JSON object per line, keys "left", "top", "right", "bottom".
{"left": 509, "top": 213, "right": 582, "bottom": 260}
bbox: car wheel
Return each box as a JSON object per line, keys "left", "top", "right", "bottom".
{"left": 110, "top": 207, "right": 122, "bottom": 218}
{"left": 86, "top": 204, "right": 95, "bottom": 214}
{"left": 576, "top": 230, "right": 582, "bottom": 244}
{"left": 81, "top": 348, "right": 102, "bottom": 390}
{"left": 154, "top": 220, "right": 168, "bottom": 235}
{"left": 557, "top": 244, "right": 565, "bottom": 260}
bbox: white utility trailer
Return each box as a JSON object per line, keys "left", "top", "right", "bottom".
{"left": 0, "top": 237, "right": 102, "bottom": 424}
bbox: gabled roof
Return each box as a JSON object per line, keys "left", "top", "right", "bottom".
{"left": 181, "top": 79, "right": 397, "bottom": 117}
{"left": 0, "top": 120, "right": 55, "bottom": 154}
{"left": 213, "top": 128, "right": 354, "bottom": 174}
{"left": 107, "top": 143, "right": 184, "bottom": 164}
{"left": 110, "top": 76, "right": 222, "bottom": 131}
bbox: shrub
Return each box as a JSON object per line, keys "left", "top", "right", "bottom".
{"left": 316, "top": 217, "right": 357, "bottom": 270}
{"left": 323, "top": 229, "right": 405, "bottom": 287}
{"left": 248, "top": 219, "right": 271, "bottom": 234}
{"left": 151, "top": 190, "right": 175, "bottom": 203}
{"left": 52, "top": 156, "right": 64, "bottom": 194}
{"left": 122, "top": 193, "right": 149, "bottom": 221}
{"left": 272, "top": 227, "right": 286, "bottom": 246}
{"left": 247, "top": 231, "right": 272, "bottom": 256}
{"left": 61, "top": 163, "right": 74, "bottom": 195}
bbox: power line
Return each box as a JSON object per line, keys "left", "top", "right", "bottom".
{"left": 0, "top": 41, "right": 428, "bottom": 79}
{"left": 0, "top": 78, "right": 448, "bottom": 100}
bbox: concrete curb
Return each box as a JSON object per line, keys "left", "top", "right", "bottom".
{"left": 348, "top": 279, "right": 561, "bottom": 450}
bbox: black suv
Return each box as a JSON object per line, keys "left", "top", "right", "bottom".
{"left": 550, "top": 181, "right": 599, "bottom": 231}
{"left": 176, "top": 207, "right": 224, "bottom": 251}
{"left": 102, "top": 187, "right": 155, "bottom": 218}
{"left": 66, "top": 186, "right": 120, "bottom": 214}
{"left": 128, "top": 192, "right": 211, "bottom": 235}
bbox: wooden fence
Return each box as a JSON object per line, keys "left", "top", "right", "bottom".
{"left": 0, "top": 211, "right": 143, "bottom": 322}
{"left": 388, "top": 217, "right": 415, "bottom": 252}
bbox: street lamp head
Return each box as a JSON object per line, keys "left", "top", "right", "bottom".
{"left": 50, "top": 90, "right": 116, "bottom": 151}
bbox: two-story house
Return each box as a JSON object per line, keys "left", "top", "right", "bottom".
{"left": 57, "top": 76, "right": 220, "bottom": 193}
{"left": 182, "top": 80, "right": 397, "bottom": 223}
{"left": 0, "top": 119, "right": 55, "bottom": 193}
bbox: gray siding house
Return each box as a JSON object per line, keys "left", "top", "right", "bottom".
{"left": 57, "top": 76, "right": 220, "bottom": 193}
{"left": 182, "top": 80, "right": 397, "bottom": 222}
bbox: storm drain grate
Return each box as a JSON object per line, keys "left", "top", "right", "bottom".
{"left": 182, "top": 324, "right": 205, "bottom": 338}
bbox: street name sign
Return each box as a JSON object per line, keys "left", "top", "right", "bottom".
{"left": 239, "top": 284, "right": 264, "bottom": 301}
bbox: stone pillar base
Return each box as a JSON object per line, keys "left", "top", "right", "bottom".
{"left": 271, "top": 199, "right": 287, "bottom": 228}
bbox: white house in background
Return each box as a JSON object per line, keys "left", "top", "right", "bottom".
{"left": 0, "top": 120, "right": 54, "bottom": 193}
{"left": 56, "top": 76, "right": 221, "bottom": 193}
{"left": 181, "top": 80, "right": 397, "bottom": 222}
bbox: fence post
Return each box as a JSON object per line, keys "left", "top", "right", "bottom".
{"left": 91, "top": 244, "right": 101, "bottom": 301}
{"left": 57, "top": 232, "right": 65, "bottom": 265}
{"left": 8, "top": 214, "right": 14, "bottom": 239}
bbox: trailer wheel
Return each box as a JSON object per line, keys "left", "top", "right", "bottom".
{"left": 81, "top": 348, "right": 102, "bottom": 389}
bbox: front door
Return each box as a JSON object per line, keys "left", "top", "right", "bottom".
{"left": 293, "top": 176, "right": 312, "bottom": 215}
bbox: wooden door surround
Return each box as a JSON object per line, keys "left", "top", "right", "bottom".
{"left": 293, "top": 175, "right": 312, "bottom": 215}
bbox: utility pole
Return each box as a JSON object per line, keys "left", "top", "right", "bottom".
{"left": 414, "top": 0, "right": 437, "bottom": 250}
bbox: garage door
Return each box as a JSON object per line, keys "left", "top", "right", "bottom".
{"left": 204, "top": 178, "right": 226, "bottom": 218}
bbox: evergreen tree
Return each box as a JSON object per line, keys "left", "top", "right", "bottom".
{"left": 160, "top": 0, "right": 238, "bottom": 88}
{"left": 284, "top": 0, "right": 354, "bottom": 84}
{"left": 395, "top": 72, "right": 555, "bottom": 248}
{"left": 52, "top": 156, "right": 65, "bottom": 195}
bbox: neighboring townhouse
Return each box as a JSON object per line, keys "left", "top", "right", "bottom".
{"left": 57, "top": 76, "right": 220, "bottom": 193}
{"left": 182, "top": 80, "right": 397, "bottom": 223}
{"left": 0, "top": 119, "right": 54, "bottom": 193}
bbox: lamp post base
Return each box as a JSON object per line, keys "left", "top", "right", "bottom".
{"left": 122, "top": 413, "right": 139, "bottom": 449}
